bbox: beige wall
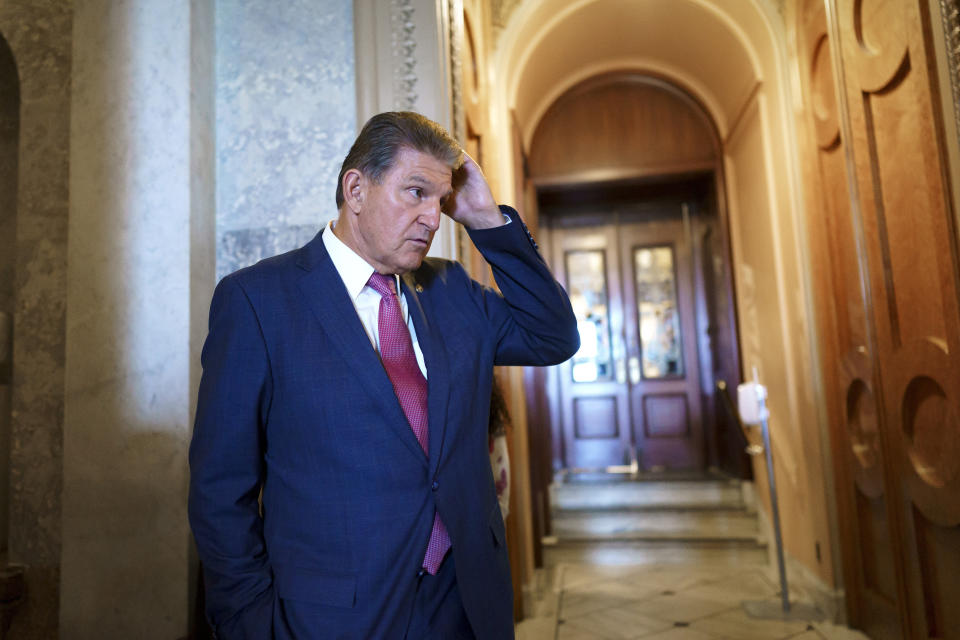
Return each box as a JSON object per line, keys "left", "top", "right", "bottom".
{"left": 724, "top": 91, "right": 835, "bottom": 587}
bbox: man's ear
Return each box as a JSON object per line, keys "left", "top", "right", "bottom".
{"left": 342, "top": 168, "right": 364, "bottom": 213}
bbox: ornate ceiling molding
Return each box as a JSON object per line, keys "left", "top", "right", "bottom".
{"left": 940, "top": 0, "right": 960, "bottom": 147}
{"left": 448, "top": 0, "right": 466, "bottom": 142}
{"left": 491, "top": 0, "right": 524, "bottom": 48}
{"left": 390, "top": 0, "right": 419, "bottom": 110}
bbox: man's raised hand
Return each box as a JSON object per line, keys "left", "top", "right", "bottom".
{"left": 444, "top": 152, "right": 505, "bottom": 230}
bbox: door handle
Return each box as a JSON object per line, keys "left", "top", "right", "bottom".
{"left": 613, "top": 335, "right": 627, "bottom": 384}
{"left": 615, "top": 357, "right": 626, "bottom": 384}
{"left": 628, "top": 356, "right": 641, "bottom": 385}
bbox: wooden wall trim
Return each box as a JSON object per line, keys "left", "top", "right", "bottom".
{"left": 528, "top": 73, "right": 720, "bottom": 181}
{"left": 532, "top": 162, "right": 716, "bottom": 189}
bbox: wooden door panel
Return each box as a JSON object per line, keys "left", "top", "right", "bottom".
{"left": 798, "top": 0, "right": 960, "bottom": 636}
{"left": 638, "top": 393, "right": 696, "bottom": 468}
{"left": 573, "top": 396, "right": 620, "bottom": 439}
{"left": 620, "top": 219, "right": 703, "bottom": 470}
{"left": 798, "top": 0, "right": 903, "bottom": 633}
{"left": 552, "top": 224, "right": 632, "bottom": 469}
{"left": 838, "top": 0, "right": 960, "bottom": 389}
{"left": 855, "top": 490, "right": 902, "bottom": 640}
{"left": 642, "top": 394, "right": 689, "bottom": 437}
{"left": 802, "top": 0, "right": 871, "bottom": 360}
{"left": 856, "top": 491, "right": 898, "bottom": 603}
{"left": 839, "top": 0, "right": 960, "bottom": 636}
{"left": 904, "top": 509, "right": 960, "bottom": 639}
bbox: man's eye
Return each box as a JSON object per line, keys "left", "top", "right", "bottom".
{"left": 409, "top": 188, "right": 422, "bottom": 199}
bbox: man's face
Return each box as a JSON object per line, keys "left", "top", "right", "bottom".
{"left": 354, "top": 147, "right": 454, "bottom": 274}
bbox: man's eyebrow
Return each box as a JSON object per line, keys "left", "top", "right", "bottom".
{"left": 407, "top": 175, "right": 453, "bottom": 199}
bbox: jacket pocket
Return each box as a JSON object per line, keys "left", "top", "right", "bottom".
{"left": 489, "top": 501, "right": 506, "bottom": 548}
{"left": 274, "top": 566, "right": 357, "bottom": 608}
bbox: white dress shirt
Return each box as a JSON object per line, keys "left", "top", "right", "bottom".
{"left": 322, "top": 221, "right": 428, "bottom": 377}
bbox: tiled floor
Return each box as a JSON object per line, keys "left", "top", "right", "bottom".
{"left": 516, "top": 474, "right": 872, "bottom": 640}
{"left": 552, "top": 564, "right": 868, "bottom": 640}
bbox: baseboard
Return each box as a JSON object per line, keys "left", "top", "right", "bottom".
{"left": 784, "top": 553, "right": 847, "bottom": 624}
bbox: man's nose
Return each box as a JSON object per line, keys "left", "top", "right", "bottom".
{"left": 421, "top": 200, "right": 442, "bottom": 231}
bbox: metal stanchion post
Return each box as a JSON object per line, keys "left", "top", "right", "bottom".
{"left": 738, "top": 370, "right": 823, "bottom": 622}
{"left": 759, "top": 385, "right": 791, "bottom": 613}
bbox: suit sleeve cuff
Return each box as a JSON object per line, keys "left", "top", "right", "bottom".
{"left": 465, "top": 205, "right": 540, "bottom": 252}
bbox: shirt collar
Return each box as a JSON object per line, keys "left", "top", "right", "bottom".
{"left": 322, "top": 220, "right": 401, "bottom": 300}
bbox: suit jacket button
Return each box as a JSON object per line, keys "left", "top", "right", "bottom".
{"left": 431, "top": 480, "right": 439, "bottom": 491}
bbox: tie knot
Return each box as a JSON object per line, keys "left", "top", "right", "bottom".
{"left": 367, "top": 272, "right": 397, "bottom": 298}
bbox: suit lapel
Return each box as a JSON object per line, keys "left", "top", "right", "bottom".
{"left": 296, "top": 232, "right": 428, "bottom": 467}
{"left": 402, "top": 273, "right": 451, "bottom": 478}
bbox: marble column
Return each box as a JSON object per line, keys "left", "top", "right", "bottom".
{"left": 61, "top": 0, "right": 213, "bottom": 636}
{"left": 0, "top": 2, "right": 72, "bottom": 638}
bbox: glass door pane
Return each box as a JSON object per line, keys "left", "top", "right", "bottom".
{"left": 634, "top": 245, "right": 684, "bottom": 378}
{"left": 565, "top": 249, "right": 613, "bottom": 383}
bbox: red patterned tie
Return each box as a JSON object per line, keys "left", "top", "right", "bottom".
{"left": 367, "top": 272, "right": 451, "bottom": 574}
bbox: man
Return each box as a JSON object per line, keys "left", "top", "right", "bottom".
{"left": 189, "top": 112, "right": 578, "bottom": 639}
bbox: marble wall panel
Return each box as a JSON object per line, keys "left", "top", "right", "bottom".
{"left": 217, "top": 223, "right": 319, "bottom": 277}
{"left": 215, "top": 0, "right": 357, "bottom": 280}
{"left": 61, "top": 0, "right": 198, "bottom": 636}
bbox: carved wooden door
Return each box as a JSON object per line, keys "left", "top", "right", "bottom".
{"left": 797, "top": 1, "right": 960, "bottom": 637}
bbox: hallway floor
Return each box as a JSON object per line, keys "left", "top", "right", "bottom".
{"left": 517, "top": 474, "right": 870, "bottom": 640}
{"left": 551, "top": 562, "right": 867, "bottom": 640}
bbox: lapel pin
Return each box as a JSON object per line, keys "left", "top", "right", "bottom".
{"left": 415, "top": 284, "right": 423, "bottom": 293}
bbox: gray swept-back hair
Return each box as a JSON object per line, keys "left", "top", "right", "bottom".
{"left": 335, "top": 111, "right": 463, "bottom": 208}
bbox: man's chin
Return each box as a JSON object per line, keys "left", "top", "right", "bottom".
{"left": 411, "top": 241, "right": 432, "bottom": 259}
{"left": 396, "top": 247, "right": 430, "bottom": 274}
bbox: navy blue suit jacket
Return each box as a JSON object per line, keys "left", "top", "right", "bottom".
{"left": 188, "top": 209, "right": 578, "bottom": 639}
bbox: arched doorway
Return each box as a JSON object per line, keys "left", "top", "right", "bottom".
{"left": 0, "top": 30, "right": 20, "bottom": 560}
{"left": 486, "top": 0, "right": 840, "bottom": 608}
{"left": 528, "top": 73, "right": 745, "bottom": 477}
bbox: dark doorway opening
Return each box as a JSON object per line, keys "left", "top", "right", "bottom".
{"left": 0, "top": 31, "right": 20, "bottom": 562}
